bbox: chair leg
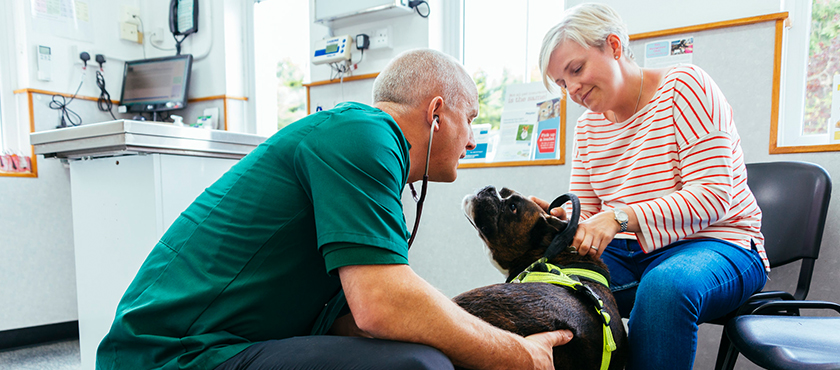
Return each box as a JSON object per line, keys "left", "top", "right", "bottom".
{"left": 714, "top": 331, "right": 739, "bottom": 370}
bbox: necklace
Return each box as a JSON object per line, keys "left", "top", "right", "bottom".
{"left": 612, "top": 67, "right": 644, "bottom": 123}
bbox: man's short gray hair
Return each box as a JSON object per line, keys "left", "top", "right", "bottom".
{"left": 373, "top": 48, "right": 476, "bottom": 113}
{"left": 539, "top": 3, "right": 633, "bottom": 91}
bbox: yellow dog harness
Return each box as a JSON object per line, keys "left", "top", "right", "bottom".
{"left": 510, "top": 257, "right": 618, "bottom": 370}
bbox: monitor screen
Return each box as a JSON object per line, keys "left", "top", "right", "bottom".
{"left": 119, "top": 54, "right": 193, "bottom": 113}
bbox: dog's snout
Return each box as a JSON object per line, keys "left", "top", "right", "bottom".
{"left": 477, "top": 185, "right": 498, "bottom": 198}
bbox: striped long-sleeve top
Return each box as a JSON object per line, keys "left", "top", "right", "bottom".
{"left": 568, "top": 64, "right": 769, "bottom": 271}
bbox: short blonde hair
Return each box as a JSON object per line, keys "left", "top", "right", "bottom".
{"left": 373, "top": 48, "right": 476, "bottom": 113}
{"left": 539, "top": 3, "right": 633, "bottom": 91}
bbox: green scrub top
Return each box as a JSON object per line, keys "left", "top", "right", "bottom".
{"left": 96, "top": 102, "right": 412, "bottom": 370}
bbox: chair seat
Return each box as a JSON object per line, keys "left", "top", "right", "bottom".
{"left": 726, "top": 315, "right": 840, "bottom": 370}
{"left": 707, "top": 292, "right": 792, "bottom": 325}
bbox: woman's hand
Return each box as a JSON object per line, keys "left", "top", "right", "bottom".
{"left": 572, "top": 211, "right": 621, "bottom": 258}
{"left": 529, "top": 196, "right": 567, "bottom": 220}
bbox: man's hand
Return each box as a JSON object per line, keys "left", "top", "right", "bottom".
{"left": 523, "top": 330, "right": 574, "bottom": 370}
{"left": 339, "top": 264, "right": 575, "bottom": 370}
{"left": 529, "top": 196, "right": 566, "bottom": 220}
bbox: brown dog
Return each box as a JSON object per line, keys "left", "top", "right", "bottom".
{"left": 454, "top": 186, "right": 628, "bottom": 370}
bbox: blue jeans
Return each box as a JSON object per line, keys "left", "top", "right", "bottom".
{"left": 601, "top": 238, "right": 767, "bottom": 370}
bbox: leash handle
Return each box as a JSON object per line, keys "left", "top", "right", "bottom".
{"left": 543, "top": 193, "right": 581, "bottom": 260}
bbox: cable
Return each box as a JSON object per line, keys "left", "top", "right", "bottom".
{"left": 94, "top": 55, "right": 117, "bottom": 120}
{"left": 96, "top": 71, "right": 116, "bottom": 120}
{"left": 174, "top": 34, "right": 189, "bottom": 55}
{"left": 49, "top": 71, "right": 84, "bottom": 128}
{"left": 150, "top": 39, "right": 177, "bottom": 51}
{"left": 408, "top": 0, "right": 430, "bottom": 18}
{"left": 132, "top": 14, "right": 147, "bottom": 59}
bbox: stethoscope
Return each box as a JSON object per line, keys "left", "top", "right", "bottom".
{"left": 407, "top": 115, "right": 437, "bottom": 249}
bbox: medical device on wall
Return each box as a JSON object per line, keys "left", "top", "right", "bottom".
{"left": 312, "top": 35, "right": 353, "bottom": 65}
{"left": 170, "top": 0, "right": 198, "bottom": 55}
{"left": 36, "top": 45, "right": 52, "bottom": 81}
{"left": 170, "top": 0, "right": 198, "bottom": 35}
{"left": 313, "top": 0, "right": 412, "bottom": 27}
{"left": 118, "top": 54, "right": 193, "bottom": 122}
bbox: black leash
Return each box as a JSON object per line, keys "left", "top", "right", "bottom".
{"left": 543, "top": 193, "right": 581, "bottom": 261}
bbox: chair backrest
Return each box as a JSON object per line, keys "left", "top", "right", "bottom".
{"left": 746, "top": 161, "right": 832, "bottom": 299}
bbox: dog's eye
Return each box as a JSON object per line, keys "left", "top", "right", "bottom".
{"left": 508, "top": 203, "right": 517, "bottom": 214}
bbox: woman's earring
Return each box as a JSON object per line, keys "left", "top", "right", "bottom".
{"left": 615, "top": 55, "right": 619, "bottom": 60}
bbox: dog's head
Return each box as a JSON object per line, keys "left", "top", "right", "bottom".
{"left": 463, "top": 186, "right": 570, "bottom": 275}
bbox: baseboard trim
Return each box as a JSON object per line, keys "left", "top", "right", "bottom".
{"left": 0, "top": 321, "right": 79, "bottom": 350}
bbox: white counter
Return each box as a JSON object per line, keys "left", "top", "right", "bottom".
{"left": 31, "top": 121, "right": 267, "bottom": 370}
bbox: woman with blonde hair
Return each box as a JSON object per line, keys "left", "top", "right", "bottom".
{"left": 534, "top": 3, "right": 768, "bottom": 369}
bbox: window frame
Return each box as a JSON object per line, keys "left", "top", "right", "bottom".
{"left": 773, "top": 0, "right": 840, "bottom": 153}
{"left": 458, "top": 0, "right": 567, "bottom": 168}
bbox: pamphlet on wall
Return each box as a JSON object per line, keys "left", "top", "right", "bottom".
{"left": 534, "top": 113, "right": 561, "bottom": 160}
{"left": 829, "top": 74, "right": 840, "bottom": 144}
{"left": 494, "top": 82, "right": 563, "bottom": 161}
{"left": 644, "top": 37, "right": 693, "bottom": 69}
{"left": 462, "top": 123, "right": 498, "bottom": 163}
{"left": 495, "top": 110, "right": 536, "bottom": 162}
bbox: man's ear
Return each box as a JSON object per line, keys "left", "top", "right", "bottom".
{"left": 426, "top": 96, "right": 444, "bottom": 130}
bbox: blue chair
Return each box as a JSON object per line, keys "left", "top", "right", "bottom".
{"left": 713, "top": 161, "right": 833, "bottom": 370}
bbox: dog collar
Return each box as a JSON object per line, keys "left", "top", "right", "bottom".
{"left": 510, "top": 257, "right": 617, "bottom": 370}
{"left": 543, "top": 193, "right": 581, "bottom": 261}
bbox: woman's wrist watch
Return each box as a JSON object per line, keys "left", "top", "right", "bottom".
{"left": 613, "top": 209, "right": 629, "bottom": 232}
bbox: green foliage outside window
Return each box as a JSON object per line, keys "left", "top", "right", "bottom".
{"left": 276, "top": 59, "right": 307, "bottom": 130}
{"left": 472, "top": 68, "right": 521, "bottom": 130}
{"left": 803, "top": 0, "right": 840, "bottom": 135}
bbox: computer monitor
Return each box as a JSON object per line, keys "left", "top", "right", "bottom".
{"left": 119, "top": 54, "right": 193, "bottom": 120}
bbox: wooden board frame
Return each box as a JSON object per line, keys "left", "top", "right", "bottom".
{"left": 3, "top": 89, "right": 247, "bottom": 178}
{"left": 305, "top": 73, "right": 566, "bottom": 168}
{"left": 631, "top": 12, "right": 837, "bottom": 154}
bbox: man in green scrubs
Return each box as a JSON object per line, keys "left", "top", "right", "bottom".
{"left": 96, "top": 48, "right": 572, "bottom": 370}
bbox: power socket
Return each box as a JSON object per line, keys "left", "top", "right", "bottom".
{"left": 120, "top": 22, "right": 140, "bottom": 43}
{"left": 120, "top": 5, "right": 140, "bottom": 25}
{"left": 369, "top": 26, "right": 392, "bottom": 50}
{"left": 150, "top": 27, "right": 166, "bottom": 46}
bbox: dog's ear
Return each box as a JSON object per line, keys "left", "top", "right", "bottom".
{"left": 531, "top": 214, "right": 569, "bottom": 249}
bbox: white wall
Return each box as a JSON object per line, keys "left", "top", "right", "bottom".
{"left": 0, "top": 0, "right": 251, "bottom": 333}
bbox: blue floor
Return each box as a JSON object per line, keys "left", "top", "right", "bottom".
{"left": 0, "top": 340, "right": 80, "bottom": 370}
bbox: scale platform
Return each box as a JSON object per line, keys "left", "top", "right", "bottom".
{"left": 30, "top": 120, "right": 266, "bottom": 160}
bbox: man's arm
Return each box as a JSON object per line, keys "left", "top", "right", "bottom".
{"left": 338, "top": 264, "right": 573, "bottom": 370}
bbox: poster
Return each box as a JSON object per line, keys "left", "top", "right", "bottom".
{"left": 494, "top": 82, "right": 563, "bottom": 162}
{"left": 31, "top": 0, "right": 94, "bottom": 42}
{"left": 644, "top": 37, "right": 693, "bottom": 68}
{"left": 462, "top": 123, "right": 497, "bottom": 163}
{"left": 830, "top": 74, "right": 840, "bottom": 144}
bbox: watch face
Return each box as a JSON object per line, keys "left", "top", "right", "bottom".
{"left": 615, "top": 210, "right": 628, "bottom": 222}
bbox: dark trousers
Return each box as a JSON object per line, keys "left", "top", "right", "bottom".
{"left": 215, "top": 336, "right": 454, "bottom": 370}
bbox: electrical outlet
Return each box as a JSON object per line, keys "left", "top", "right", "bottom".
{"left": 369, "top": 26, "right": 392, "bottom": 50}
{"left": 120, "top": 5, "right": 140, "bottom": 25}
{"left": 120, "top": 22, "right": 140, "bottom": 43}
{"left": 150, "top": 27, "right": 166, "bottom": 45}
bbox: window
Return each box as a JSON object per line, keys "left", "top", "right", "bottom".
{"left": 462, "top": 0, "right": 564, "bottom": 129}
{"left": 778, "top": 0, "right": 840, "bottom": 148}
{"left": 802, "top": 0, "right": 840, "bottom": 136}
{"left": 252, "top": 0, "right": 311, "bottom": 137}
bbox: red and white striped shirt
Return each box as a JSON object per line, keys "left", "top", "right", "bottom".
{"left": 568, "top": 64, "right": 769, "bottom": 271}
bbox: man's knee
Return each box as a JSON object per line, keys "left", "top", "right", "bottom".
{"left": 381, "top": 343, "right": 454, "bottom": 370}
